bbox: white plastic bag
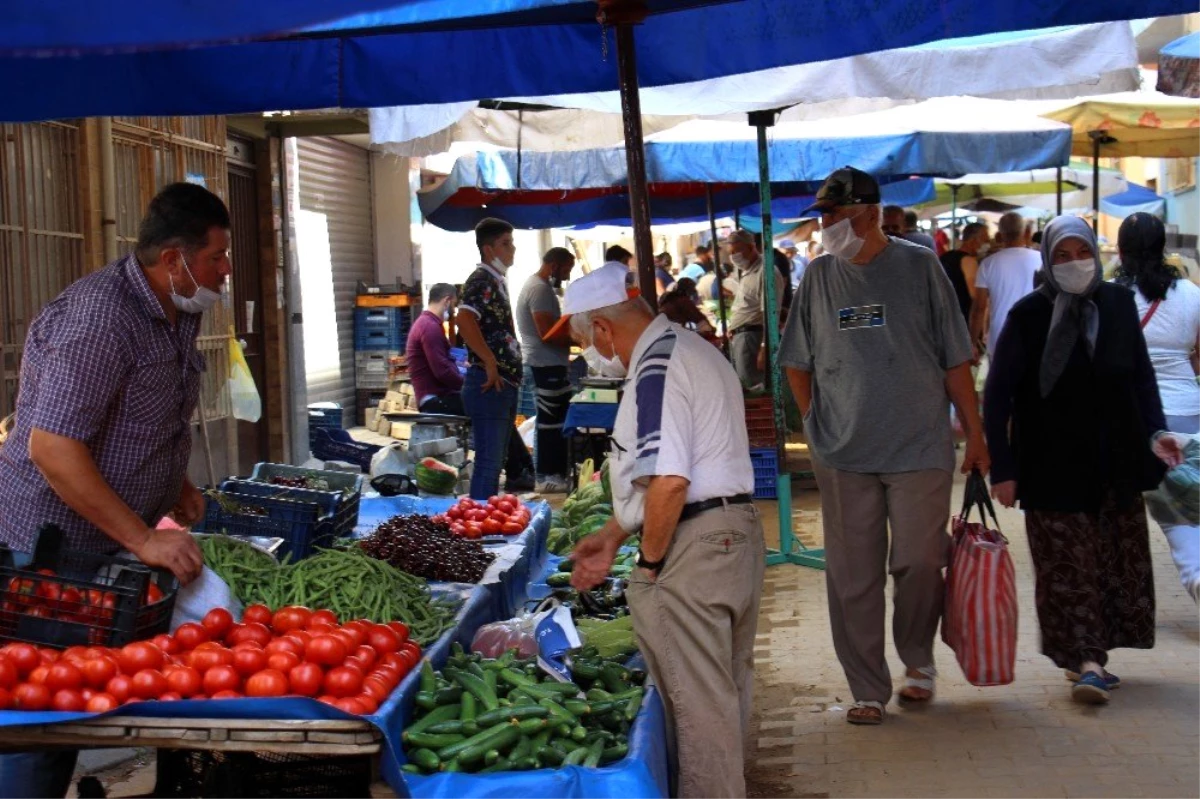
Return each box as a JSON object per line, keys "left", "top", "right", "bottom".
{"left": 518, "top": 416, "right": 536, "bottom": 449}
{"left": 227, "top": 333, "right": 261, "bottom": 422}
{"left": 370, "top": 442, "right": 409, "bottom": 480}
{"left": 170, "top": 566, "right": 243, "bottom": 631}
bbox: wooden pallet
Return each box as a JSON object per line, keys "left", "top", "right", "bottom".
{"left": 0, "top": 716, "right": 381, "bottom": 755}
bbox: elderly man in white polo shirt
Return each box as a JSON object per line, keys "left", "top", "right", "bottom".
{"left": 563, "top": 263, "right": 764, "bottom": 799}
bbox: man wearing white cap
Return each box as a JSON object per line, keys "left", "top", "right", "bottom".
{"left": 562, "top": 263, "right": 764, "bottom": 799}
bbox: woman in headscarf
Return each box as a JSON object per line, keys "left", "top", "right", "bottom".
{"left": 1114, "top": 212, "right": 1200, "bottom": 601}
{"left": 983, "top": 215, "right": 1182, "bottom": 705}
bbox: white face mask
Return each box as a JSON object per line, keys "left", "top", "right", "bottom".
{"left": 170, "top": 254, "right": 221, "bottom": 314}
{"left": 582, "top": 328, "right": 627, "bottom": 379}
{"left": 730, "top": 252, "right": 750, "bottom": 270}
{"left": 489, "top": 256, "right": 509, "bottom": 276}
{"left": 820, "top": 217, "right": 865, "bottom": 260}
{"left": 1051, "top": 258, "right": 1096, "bottom": 295}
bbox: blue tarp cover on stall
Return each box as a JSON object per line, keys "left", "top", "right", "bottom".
{"left": 1100, "top": 182, "right": 1167, "bottom": 218}
{"left": 0, "top": 1, "right": 1193, "bottom": 121}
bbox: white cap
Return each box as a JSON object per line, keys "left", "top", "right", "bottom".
{"left": 544, "top": 262, "right": 640, "bottom": 341}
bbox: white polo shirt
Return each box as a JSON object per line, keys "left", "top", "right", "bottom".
{"left": 610, "top": 315, "right": 755, "bottom": 534}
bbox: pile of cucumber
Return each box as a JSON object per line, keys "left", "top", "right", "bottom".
{"left": 401, "top": 644, "right": 645, "bottom": 775}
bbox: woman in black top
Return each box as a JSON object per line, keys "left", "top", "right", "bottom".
{"left": 983, "top": 215, "right": 1181, "bottom": 706}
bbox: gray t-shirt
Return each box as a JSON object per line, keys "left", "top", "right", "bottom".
{"left": 780, "top": 238, "right": 972, "bottom": 474}
{"left": 515, "top": 274, "right": 569, "bottom": 368}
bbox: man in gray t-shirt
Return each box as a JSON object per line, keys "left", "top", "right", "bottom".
{"left": 780, "top": 167, "right": 989, "bottom": 726}
{"left": 515, "top": 247, "right": 576, "bottom": 492}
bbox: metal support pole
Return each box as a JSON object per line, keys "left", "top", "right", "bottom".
{"left": 950, "top": 184, "right": 959, "bottom": 249}
{"left": 606, "top": 5, "right": 656, "bottom": 311}
{"left": 750, "top": 110, "right": 823, "bottom": 571}
{"left": 1092, "top": 136, "right": 1101, "bottom": 233}
{"left": 705, "top": 184, "right": 730, "bottom": 356}
{"left": 1056, "top": 166, "right": 1063, "bottom": 216}
{"left": 99, "top": 117, "right": 118, "bottom": 262}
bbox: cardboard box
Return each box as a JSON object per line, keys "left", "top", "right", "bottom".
{"left": 390, "top": 421, "right": 414, "bottom": 440}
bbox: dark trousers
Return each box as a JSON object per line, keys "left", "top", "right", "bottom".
{"left": 530, "top": 365, "right": 572, "bottom": 478}
{"left": 421, "top": 389, "right": 532, "bottom": 491}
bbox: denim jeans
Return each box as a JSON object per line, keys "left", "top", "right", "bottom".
{"left": 461, "top": 367, "right": 526, "bottom": 498}
{"left": 0, "top": 751, "right": 79, "bottom": 798}
{"left": 419, "top": 391, "right": 531, "bottom": 482}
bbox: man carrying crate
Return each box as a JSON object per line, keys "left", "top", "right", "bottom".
{"left": 0, "top": 183, "right": 223, "bottom": 797}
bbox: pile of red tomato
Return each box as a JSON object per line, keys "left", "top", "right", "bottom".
{"left": 431, "top": 495, "right": 530, "bottom": 539}
{"left": 0, "top": 604, "right": 419, "bottom": 716}
{"left": 3, "top": 567, "right": 166, "bottom": 633}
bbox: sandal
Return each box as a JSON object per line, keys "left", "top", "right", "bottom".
{"left": 846, "top": 700, "right": 886, "bottom": 725}
{"left": 897, "top": 665, "right": 936, "bottom": 703}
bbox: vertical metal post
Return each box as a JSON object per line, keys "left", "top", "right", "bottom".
{"left": 705, "top": 184, "right": 730, "bottom": 355}
{"left": 950, "top": 184, "right": 959, "bottom": 249}
{"left": 99, "top": 117, "right": 118, "bottom": 262}
{"left": 1092, "top": 138, "right": 1100, "bottom": 233}
{"left": 607, "top": 7, "right": 656, "bottom": 312}
{"left": 1055, "top": 166, "right": 1063, "bottom": 216}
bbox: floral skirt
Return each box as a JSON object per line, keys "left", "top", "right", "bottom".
{"left": 1024, "top": 492, "right": 1156, "bottom": 671}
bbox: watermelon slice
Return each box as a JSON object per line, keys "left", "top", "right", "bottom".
{"left": 414, "top": 457, "right": 458, "bottom": 495}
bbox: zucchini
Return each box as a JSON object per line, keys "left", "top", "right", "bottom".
{"left": 402, "top": 704, "right": 461, "bottom": 739}
{"left": 475, "top": 705, "right": 549, "bottom": 728}
{"left": 405, "top": 731, "right": 466, "bottom": 749}
{"left": 408, "top": 748, "right": 440, "bottom": 772}
{"left": 583, "top": 738, "right": 605, "bottom": 768}
{"left": 447, "top": 668, "right": 500, "bottom": 712}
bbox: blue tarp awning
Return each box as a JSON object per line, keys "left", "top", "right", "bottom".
{"left": 0, "top": 0, "right": 1193, "bottom": 122}
{"left": 1100, "top": 182, "right": 1166, "bottom": 218}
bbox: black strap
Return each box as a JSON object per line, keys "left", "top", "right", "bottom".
{"left": 679, "top": 494, "right": 753, "bottom": 522}
{"left": 959, "top": 469, "right": 1001, "bottom": 531}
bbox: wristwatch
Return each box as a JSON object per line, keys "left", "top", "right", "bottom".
{"left": 635, "top": 549, "right": 665, "bottom": 572}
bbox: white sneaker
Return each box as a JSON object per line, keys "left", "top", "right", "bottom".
{"left": 535, "top": 475, "right": 572, "bottom": 494}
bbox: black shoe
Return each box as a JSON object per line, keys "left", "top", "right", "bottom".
{"left": 505, "top": 469, "right": 536, "bottom": 492}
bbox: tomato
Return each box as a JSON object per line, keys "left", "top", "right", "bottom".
{"left": 245, "top": 669, "right": 289, "bottom": 698}
{"left": 333, "top": 697, "right": 367, "bottom": 715}
{"left": 38, "top": 648, "right": 59, "bottom": 664}
{"left": 242, "top": 604, "right": 273, "bottom": 626}
{"left": 496, "top": 499, "right": 516, "bottom": 515}
{"left": 464, "top": 523, "right": 483, "bottom": 540}
{"left": 117, "top": 642, "right": 164, "bottom": 675}
{"left": 306, "top": 622, "right": 336, "bottom": 636}
{"left": 342, "top": 621, "right": 370, "bottom": 644}
{"left": 450, "top": 524, "right": 466, "bottom": 537}
{"left": 202, "top": 665, "right": 241, "bottom": 696}
{"left": 284, "top": 629, "right": 312, "bottom": 648}
{"left": 45, "top": 662, "right": 84, "bottom": 693}
{"left": 228, "top": 622, "right": 272, "bottom": 648}
{"left": 487, "top": 495, "right": 501, "bottom": 507}
{"left": 266, "top": 651, "right": 300, "bottom": 673}
{"left": 188, "top": 648, "right": 233, "bottom": 672}
{"left": 366, "top": 626, "right": 401, "bottom": 655}
{"left": 323, "top": 666, "right": 362, "bottom": 698}
{"left": 158, "top": 692, "right": 182, "bottom": 702}
{"left": 501, "top": 522, "right": 523, "bottom": 534}
{"left": 272, "top": 606, "right": 312, "bottom": 635}
{"left": 80, "top": 687, "right": 96, "bottom": 702}
{"left": 81, "top": 657, "right": 117, "bottom": 690}
{"left": 488, "top": 510, "right": 507, "bottom": 524}
{"left": 349, "top": 645, "right": 376, "bottom": 669}
{"left": 201, "top": 607, "right": 234, "bottom": 640}
{"left": 0, "top": 655, "right": 18, "bottom": 689}
{"left": 12, "top": 682, "right": 51, "bottom": 710}
{"left": 143, "top": 582, "right": 164, "bottom": 605}
{"left": 105, "top": 675, "right": 133, "bottom": 703}
{"left": 265, "top": 638, "right": 304, "bottom": 659}
{"left": 502, "top": 493, "right": 519, "bottom": 506}
{"left": 0, "top": 687, "right": 9, "bottom": 709}
{"left": 354, "top": 693, "right": 379, "bottom": 714}
{"left": 170, "top": 623, "right": 207, "bottom": 652}
{"left": 307, "top": 609, "right": 338, "bottom": 629}
{"left": 231, "top": 647, "right": 269, "bottom": 677}
{"left": 210, "top": 689, "right": 241, "bottom": 699}
{"left": 482, "top": 518, "right": 502, "bottom": 535}
{"left": 151, "top": 634, "right": 179, "bottom": 655}
{"left": 332, "top": 630, "right": 358, "bottom": 653}
{"left": 82, "top": 647, "right": 109, "bottom": 661}
{"left": 446, "top": 508, "right": 462, "bottom": 521}
{"left": 288, "top": 662, "right": 324, "bottom": 697}
{"left": 399, "top": 641, "right": 422, "bottom": 663}
{"left": 360, "top": 678, "right": 390, "bottom": 704}
{"left": 164, "top": 665, "right": 202, "bottom": 697}
{"left": 305, "top": 635, "right": 347, "bottom": 667}
{"left": 130, "top": 669, "right": 167, "bottom": 700}
{"left": 51, "top": 688, "right": 86, "bottom": 712}
{"left": 28, "top": 665, "right": 50, "bottom": 685}
{"left": 85, "top": 692, "right": 118, "bottom": 713}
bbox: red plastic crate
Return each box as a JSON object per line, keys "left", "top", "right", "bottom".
{"left": 744, "top": 397, "right": 778, "bottom": 448}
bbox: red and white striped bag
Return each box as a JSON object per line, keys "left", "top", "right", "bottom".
{"left": 941, "top": 471, "right": 1018, "bottom": 686}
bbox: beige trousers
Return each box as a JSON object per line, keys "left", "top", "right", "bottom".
{"left": 813, "top": 458, "right": 953, "bottom": 704}
{"left": 626, "top": 501, "right": 766, "bottom": 799}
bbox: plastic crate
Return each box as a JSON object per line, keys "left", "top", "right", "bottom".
{"left": 750, "top": 447, "right": 778, "bottom": 499}
{"left": 193, "top": 487, "right": 335, "bottom": 562}
{"left": 518, "top": 368, "right": 537, "bottom": 417}
{"left": 0, "top": 525, "right": 177, "bottom": 648}
{"left": 744, "top": 396, "right": 777, "bottom": 448}
{"left": 354, "top": 327, "right": 405, "bottom": 352}
{"left": 356, "top": 387, "right": 387, "bottom": 411}
{"left": 355, "top": 350, "right": 401, "bottom": 390}
{"left": 310, "top": 427, "right": 382, "bottom": 472}
{"left": 247, "top": 463, "right": 364, "bottom": 538}
{"left": 154, "top": 748, "right": 373, "bottom": 798}
{"left": 308, "top": 403, "right": 343, "bottom": 431}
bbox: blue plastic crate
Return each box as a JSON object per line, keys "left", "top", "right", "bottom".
{"left": 193, "top": 489, "right": 335, "bottom": 561}
{"left": 247, "top": 463, "right": 364, "bottom": 539}
{"left": 308, "top": 403, "right": 343, "bottom": 431}
{"left": 354, "top": 307, "right": 409, "bottom": 329}
{"left": 750, "top": 447, "right": 778, "bottom": 500}
{"left": 518, "top": 368, "right": 537, "bottom": 417}
{"left": 311, "top": 427, "right": 383, "bottom": 472}
{"left": 354, "top": 327, "right": 406, "bottom": 351}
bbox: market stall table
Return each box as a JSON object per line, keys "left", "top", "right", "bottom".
{"left": 563, "top": 403, "right": 620, "bottom": 488}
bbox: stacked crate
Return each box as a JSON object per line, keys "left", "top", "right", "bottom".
{"left": 744, "top": 396, "right": 779, "bottom": 499}
{"left": 354, "top": 307, "right": 411, "bottom": 391}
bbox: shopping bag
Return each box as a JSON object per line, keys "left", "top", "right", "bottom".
{"left": 226, "top": 329, "right": 261, "bottom": 422}
{"left": 941, "top": 470, "right": 1017, "bottom": 686}
{"left": 1144, "top": 434, "right": 1200, "bottom": 527}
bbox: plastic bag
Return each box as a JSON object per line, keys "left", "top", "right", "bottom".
{"left": 471, "top": 612, "right": 540, "bottom": 659}
{"left": 170, "top": 566, "right": 243, "bottom": 631}
{"left": 1145, "top": 435, "right": 1200, "bottom": 526}
{"left": 227, "top": 330, "right": 261, "bottom": 422}
{"left": 518, "top": 416, "right": 536, "bottom": 450}
{"left": 370, "top": 442, "right": 409, "bottom": 480}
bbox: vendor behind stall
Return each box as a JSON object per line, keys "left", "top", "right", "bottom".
{"left": 0, "top": 182, "right": 226, "bottom": 798}
{"left": 565, "top": 263, "right": 763, "bottom": 799}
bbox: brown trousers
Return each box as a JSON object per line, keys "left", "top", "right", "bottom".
{"left": 626, "top": 501, "right": 765, "bottom": 799}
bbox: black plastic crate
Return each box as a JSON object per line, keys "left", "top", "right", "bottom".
{"left": 154, "top": 748, "right": 372, "bottom": 798}
{"left": 245, "top": 464, "right": 363, "bottom": 539}
{"left": 192, "top": 488, "right": 334, "bottom": 562}
{"left": 0, "top": 525, "right": 177, "bottom": 648}
{"left": 311, "top": 428, "right": 382, "bottom": 472}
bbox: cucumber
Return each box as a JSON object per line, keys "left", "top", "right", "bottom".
{"left": 447, "top": 668, "right": 500, "bottom": 712}
{"left": 563, "top": 745, "right": 589, "bottom": 766}
{"left": 408, "top": 748, "right": 440, "bottom": 772}
{"left": 465, "top": 661, "right": 487, "bottom": 679}
{"left": 517, "top": 717, "right": 549, "bottom": 734}
{"left": 401, "top": 764, "right": 423, "bottom": 775}
{"left": 546, "top": 572, "right": 572, "bottom": 587}
{"left": 415, "top": 691, "right": 438, "bottom": 711}
{"left": 461, "top": 725, "right": 523, "bottom": 766}
{"left": 402, "top": 704, "right": 461, "bottom": 740}
{"left": 585, "top": 688, "right": 612, "bottom": 702}
{"left": 623, "top": 687, "right": 644, "bottom": 721}
{"left": 513, "top": 756, "right": 539, "bottom": 771}
{"left": 570, "top": 725, "right": 588, "bottom": 742}
{"left": 538, "top": 697, "right": 578, "bottom": 726}
{"left": 563, "top": 699, "right": 591, "bottom": 717}
{"left": 511, "top": 735, "right": 533, "bottom": 761}
{"left": 460, "top": 692, "right": 478, "bottom": 734}
{"left": 441, "top": 758, "right": 462, "bottom": 773}
{"left": 601, "top": 741, "right": 629, "bottom": 764}
{"left": 437, "top": 723, "right": 519, "bottom": 763}
{"left": 426, "top": 720, "right": 466, "bottom": 735}
{"left": 571, "top": 659, "right": 603, "bottom": 680}
{"left": 601, "top": 662, "right": 631, "bottom": 694}
{"left": 583, "top": 738, "right": 605, "bottom": 768}
{"left": 498, "top": 667, "right": 537, "bottom": 689}
{"left": 538, "top": 746, "right": 565, "bottom": 767}
{"left": 479, "top": 756, "right": 513, "bottom": 774}
{"left": 419, "top": 659, "right": 437, "bottom": 694}
{"left": 475, "top": 705, "right": 549, "bottom": 728}
{"left": 588, "top": 699, "right": 623, "bottom": 716}
{"left": 405, "top": 731, "right": 466, "bottom": 749}
{"left": 484, "top": 668, "right": 499, "bottom": 695}
{"left": 538, "top": 681, "right": 583, "bottom": 696}
{"left": 433, "top": 685, "right": 463, "bottom": 705}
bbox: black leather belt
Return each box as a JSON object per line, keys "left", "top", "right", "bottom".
{"left": 731, "top": 325, "right": 763, "bottom": 335}
{"left": 679, "top": 493, "right": 753, "bottom": 522}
